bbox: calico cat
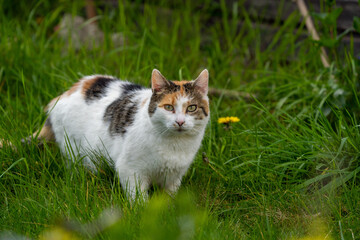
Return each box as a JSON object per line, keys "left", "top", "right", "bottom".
{"left": 7, "top": 69, "right": 210, "bottom": 200}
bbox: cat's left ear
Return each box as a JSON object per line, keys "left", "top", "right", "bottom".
{"left": 194, "top": 69, "right": 209, "bottom": 95}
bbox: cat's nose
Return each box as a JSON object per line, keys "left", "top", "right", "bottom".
{"left": 176, "top": 120, "right": 185, "bottom": 127}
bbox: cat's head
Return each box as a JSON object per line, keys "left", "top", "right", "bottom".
{"left": 148, "top": 69, "right": 210, "bottom": 136}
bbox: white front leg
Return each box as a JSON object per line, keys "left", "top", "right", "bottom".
{"left": 118, "top": 170, "right": 150, "bottom": 201}
{"left": 164, "top": 176, "right": 182, "bottom": 197}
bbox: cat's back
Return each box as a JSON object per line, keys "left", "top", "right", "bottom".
{"left": 46, "top": 75, "right": 150, "bottom": 150}
{"left": 47, "top": 75, "right": 147, "bottom": 110}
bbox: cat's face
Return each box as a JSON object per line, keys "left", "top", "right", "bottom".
{"left": 149, "top": 69, "right": 209, "bottom": 136}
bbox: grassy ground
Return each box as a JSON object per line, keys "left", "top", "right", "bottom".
{"left": 1, "top": 1, "right": 360, "bottom": 239}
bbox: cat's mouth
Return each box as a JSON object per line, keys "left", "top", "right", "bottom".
{"left": 172, "top": 124, "right": 187, "bottom": 132}
{"left": 174, "top": 127, "right": 187, "bottom": 132}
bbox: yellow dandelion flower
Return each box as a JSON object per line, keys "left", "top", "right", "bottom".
{"left": 229, "top": 117, "right": 240, "bottom": 123}
{"left": 218, "top": 116, "right": 240, "bottom": 124}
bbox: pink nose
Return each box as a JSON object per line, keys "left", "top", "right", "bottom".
{"left": 176, "top": 120, "right": 185, "bottom": 126}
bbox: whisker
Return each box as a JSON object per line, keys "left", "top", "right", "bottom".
{"left": 155, "top": 127, "right": 170, "bottom": 136}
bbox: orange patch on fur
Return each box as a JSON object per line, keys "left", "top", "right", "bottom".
{"left": 173, "top": 81, "right": 190, "bottom": 85}
{"left": 33, "top": 125, "right": 55, "bottom": 141}
{"left": 158, "top": 92, "right": 180, "bottom": 107}
{"left": 201, "top": 99, "right": 210, "bottom": 115}
{"left": 81, "top": 77, "right": 99, "bottom": 95}
{"left": 44, "top": 81, "right": 81, "bottom": 111}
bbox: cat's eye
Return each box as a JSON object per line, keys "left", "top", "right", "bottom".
{"left": 164, "top": 104, "right": 174, "bottom": 111}
{"left": 187, "top": 105, "right": 197, "bottom": 112}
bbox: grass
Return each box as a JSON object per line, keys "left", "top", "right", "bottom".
{"left": 1, "top": 0, "right": 360, "bottom": 239}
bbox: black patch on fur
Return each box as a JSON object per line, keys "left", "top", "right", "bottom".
{"left": 183, "top": 82, "right": 194, "bottom": 93}
{"left": 200, "top": 107, "right": 208, "bottom": 117}
{"left": 148, "top": 81, "right": 180, "bottom": 116}
{"left": 183, "top": 82, "right": 202, "bottom": 100}
{"left": 104, "top": 93, "right": 139, "bottom": 136}
{"left": 122, "top": 83, "right": 144, "bottom": 95}
{"left": 85, "top": 77, "right": 115, "bottom": 102}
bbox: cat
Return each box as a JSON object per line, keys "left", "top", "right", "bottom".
{"left": 4, "top": 69, "right": 210, "bottom": 200}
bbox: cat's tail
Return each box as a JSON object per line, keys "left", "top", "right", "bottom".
{"left": 1, "top": 96, "right": 59, "bottom": 150}
{"left": 0, "top": 118, "right": 55, "bottom": 150}
{"left": 20, "top": 118, "right": 56, "bottom": 148}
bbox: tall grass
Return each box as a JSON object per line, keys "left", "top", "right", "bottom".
{"left": 1, "top": 0, "right": 359, "bottom": 239}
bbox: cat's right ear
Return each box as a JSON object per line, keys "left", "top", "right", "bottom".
{"left": 151, "top": 69, "right": 169, "bottom": 92}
